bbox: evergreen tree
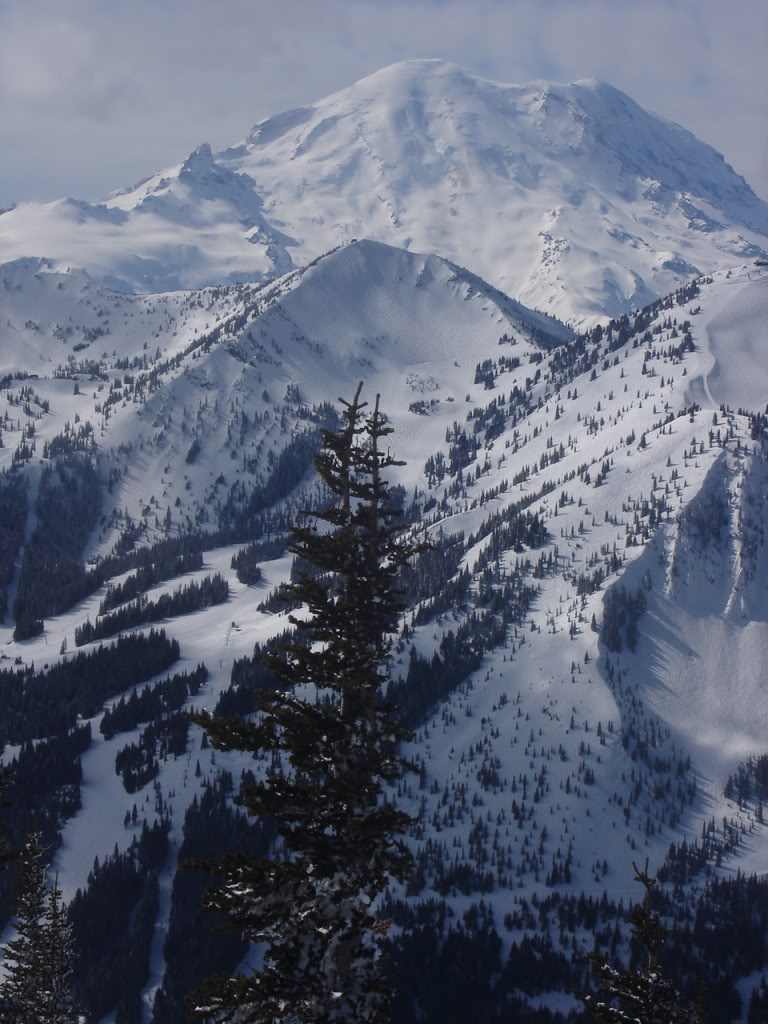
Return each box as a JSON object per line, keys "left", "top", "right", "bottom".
{"left": 0, "top": 835, "right": 79, "bottom": 1023}
{"left": 0, "top": 744, "right": 14, "bottom": 874}
{"left": 576, "top": 859, "right": 702, "bottom": 1023}
{"left": 190, "top": 384, "right": 417, "bottom": 1024}
{"left": 1, "top": 835, "right": 48, "bottom": 1021}
{"left": 39, "top": 876, "right": 80, "bottom": 1024}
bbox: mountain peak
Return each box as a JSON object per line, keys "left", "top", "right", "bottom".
{"left": 2, "top": 61, "right": 767, "bottom": 321}
{"left": 337, "top": 57, "right": 466, "bottom": 89}
{"left": 180, "top": 142, "right": 215, "bottom": 174}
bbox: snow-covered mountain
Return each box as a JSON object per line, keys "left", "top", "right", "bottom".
{"left": 0, "top": 240, "right": 570, "bottom": 538}
{"left": 2, "top": 237, "right": 768, "bottom": 1017}
{"left": 4, "top": 57, "right": 768, "bottom": 1019}
{"left": 2, "top": 60, "right": 767, "bottom": 324}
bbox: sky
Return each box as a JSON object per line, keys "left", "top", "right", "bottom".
{"left": 1, "top": 0, "right": 767, "bottom": 208}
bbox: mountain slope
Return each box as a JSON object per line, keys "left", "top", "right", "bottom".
{"left": 2, "top": 60, "right": 767, "bottom": 324}
{"left": 0, "top": 240, "right": 570, "bottom": 549}
{"left": 2, "top": 248, "right": 768, "bottom": 1018}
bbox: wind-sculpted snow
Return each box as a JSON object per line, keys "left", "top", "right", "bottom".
{"left": 703, "top": 272, "right": 768, "bottom": 409}
{"left": 2, "top": 60, "right": 767, "bottom": 324}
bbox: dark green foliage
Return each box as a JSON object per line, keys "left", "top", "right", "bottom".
{"left": 396, "top": 530, "right": 467, "bottom": 621}
{"left": 749, "top": 410, "right": 768, "bottom": 443}
{"left": 0, "top": 727, "right": 91, "bottom": 929}
{"left": 230, "top": 535, "right": 286, "bottom": 585}
{"left": 391, "top": 640, "right": 482, "bottom": 730}
{"left": 576, "top": 860, "right": 702, "bottom": 1024}
{"left": 39, "top": 877, "right": 81, "bottom": 1024}
{"left": 219, "top": 426, "right": 325, "bottom": 536}
{"left": 0, "top": 835, "right": 80, "bottom": 1023}
{"left": 391, "top": 913, "right": 503, "bottom": 1023}
{"left": 185, "top": 437, "right": 201, "bottom": 464}
{"left": 114, "top": 713, "right": 189, "bottom": 793}
{"left": 15, "top": 527, "right": 207, "bottom": 637}
{"left": 98, "top": 537, "right": 205, "bottom": 613}
{"left": 41, "top": 422, "right": 95, "bottom": 459}
{"left": 464, "top": 495, "right": 548, "bottom": 559}
{"left": 0, "top": 629, "right": 179, "bottom": 744}
{"left": 0, "top": 835, "right": 48, "bottom": 1019}
{"left": 214, "top": 635, "right": 291, "bottom": 718}
{"left": 190, "top": 385, "right": 417, "bottom": 1023}
{"left": 747, "top": 979, "right": 768, "bottom": 1023}
{"left": 409, "top": 565, "right": 471, "bottom": 626}
{"left": 651, "top": 871, "right": 768, "bottom": 1022}
{"left": 474, "top": 358, "right": 495, "bottom": 389}
{"left": 724, "top": 752, "right": 768, "bottom": 808}
{"left": 387, "top": 906, "right": 583, "bottom": 1024}
{"left": 385, "top": 871, "right": 768, "bottom": 1024}
{"left": 600, "top": 584, "right": 647, "bottom": 654}
{"left": 100, "top": 664, "right": 207, "bottom": 739}
{"left": 391, "top": 561, "right": 537, "bottom": 730}
{"left": 679, "top": 474, "right": 729, "bottom": 551}
{"left": 151, "top": 774, "right": 274, "bottom": 1024}
{"left": 6, "top": 726, "right": 90, "bottom": 832}
{"left": 0, "top": 744, "right": 14, "bottom": 875}
{"left": 13, "top": 457, "right": 101, "bottom": 639}
{"left": 0, "top": 472, "right": 27, "bottom": 620}
{"left": 76, "top": 573, "right": 228, "bottom": 646}
{"left": 69, "top": 819, "right": 168, "bottom": 1023}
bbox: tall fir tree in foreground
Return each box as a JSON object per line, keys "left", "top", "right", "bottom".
{"left": 190, "top": 384, "right": 417, "bottom": 1024}
{"left": 576, "top": 859, "right": 702, "bottom": 1024}
{"left": 0, "top": 834, "right": 79, "bottom": 1023}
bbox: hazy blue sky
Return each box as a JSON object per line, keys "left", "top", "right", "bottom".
{"left": 1, "top": 0, "right": 766, "bottom": 207}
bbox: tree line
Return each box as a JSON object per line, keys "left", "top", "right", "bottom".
{"left": 0, "top": 471, "right": 27, "bottom": 621}
{"left": 0, "top": 629, "right": 180, "bottom": 744}
{"left": 75, "top": 573, "right": 228, "bottom": 647}
{"left": 98, "top": 538, "right": 205, "bottom": 614}
{"left": 13, "top": 456, "right": 101, "bottom": 640}
{"left": 100, "top": 664, "right": 207, "bottom": 739}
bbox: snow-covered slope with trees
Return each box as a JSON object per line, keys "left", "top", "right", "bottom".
{"left": 2, "top": 239, "right": 768, "bottom": 1018}
{"left": 0, "top": 240, "right": 570, "bottom": 543}
{"left": 2, "top": 60, "right": 767, "bottom": 325}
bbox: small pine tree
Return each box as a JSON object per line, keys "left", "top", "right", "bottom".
{"left": 189, "top": 384, "right": 418, "bottom": 1023}
{"left": 0, "top": 835, "right": 79, "bottom": 1023}
{"left": 575, "top": 859, "right": 702, "bottom": 1023}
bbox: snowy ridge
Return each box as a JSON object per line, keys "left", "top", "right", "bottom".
{"left": 0, "top": 240, "right": 570, "bottom": 536}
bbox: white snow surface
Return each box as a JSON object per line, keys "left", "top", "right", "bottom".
{"left": 703, "top": 271, "right": 768, "bottom": 410}
{"left": 2, "top": 60, "right": 767, "bottom": 325}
